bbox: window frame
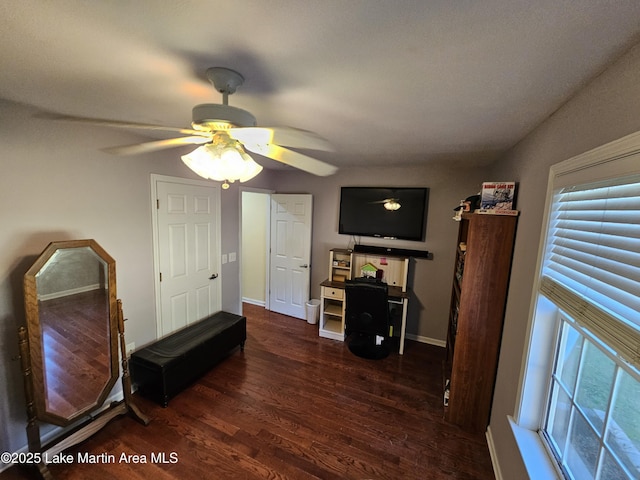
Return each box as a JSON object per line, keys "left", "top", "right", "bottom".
{"left": 512, "top": 131, "right": 640, "bottom": 479}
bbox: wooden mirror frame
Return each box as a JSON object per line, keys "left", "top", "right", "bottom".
{"left": 19, "top": 239, "right": 148, "bottom": 479}
{"left": 23, "top": 239, "right": 119, "bottom": 426}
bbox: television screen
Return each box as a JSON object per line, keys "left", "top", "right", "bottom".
{"left": 338, "top": 187, "right": 429, "bottom": 241}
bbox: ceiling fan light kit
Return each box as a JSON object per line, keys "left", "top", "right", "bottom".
{"left": 181, "top": 132, "right": 263, "bottom": 189}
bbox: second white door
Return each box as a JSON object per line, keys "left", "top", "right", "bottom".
{"left": 269, "top": 194, "right": 312, "bottom": 319}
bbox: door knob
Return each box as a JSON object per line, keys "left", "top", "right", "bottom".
{"left": 209, "top": 273, "right": 219, "bottom": 280}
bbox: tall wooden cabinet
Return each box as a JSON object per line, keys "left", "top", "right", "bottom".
{"left": 444, "top": 213, "right": 517, "bottom": 432}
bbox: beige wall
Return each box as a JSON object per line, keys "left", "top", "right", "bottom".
{"left": 241, "top": 191, "right": 269, "bottom": 305}
{"left": 487, "top": 41, "right": 640, "bottom": 478}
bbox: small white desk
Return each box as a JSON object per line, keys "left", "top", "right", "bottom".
{"left": 319, "top": 249, "right": 411, "bottom": 354}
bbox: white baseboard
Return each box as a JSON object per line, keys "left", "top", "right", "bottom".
{"left": 242, "top": 297, "right": 265, "bottom": 307}
{"left": 405, "top": 333, "right": 446, "bottom": 348}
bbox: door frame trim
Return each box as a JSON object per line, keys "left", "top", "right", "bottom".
{"left": 150, "top": 174, "right": 222, "bottom": 338}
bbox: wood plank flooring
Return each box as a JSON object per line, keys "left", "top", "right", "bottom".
{"left": 3, "top": 303, "right": 495, "bottom": 479}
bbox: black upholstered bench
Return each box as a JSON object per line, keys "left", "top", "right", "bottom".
{"left": 130, "top": 311, "right": 246, "bottom": 407}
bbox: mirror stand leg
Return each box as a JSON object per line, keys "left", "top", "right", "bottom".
{"left": 121, "top": 358, "right": 150, "bottom": 425}
{"left": 117, "top": 300, "right": 150, "bottom": 426}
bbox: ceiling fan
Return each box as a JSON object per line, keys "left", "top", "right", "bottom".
{"left": 40, "top": 67, "right": 337, "bottom": 188}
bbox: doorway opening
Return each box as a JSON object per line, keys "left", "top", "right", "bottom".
{"left": 240, "top": 190, "right": 270, "bottom": 308}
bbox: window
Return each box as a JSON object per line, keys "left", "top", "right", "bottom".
{"left": 544, "top": 313, "right": 640, "bottom": 479}
{"left": 539, "top": 174, "right": 640, "bottom": 479}
{"left": 514, "top": 134, "right": 640, "bottom": 480}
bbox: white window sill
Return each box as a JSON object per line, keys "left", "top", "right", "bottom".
{"left": 508, "top": 416, "right": 560, "bottom": 480}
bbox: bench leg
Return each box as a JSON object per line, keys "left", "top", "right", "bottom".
{"left": 240, "top": 341, "right": 245, "bottom": 352}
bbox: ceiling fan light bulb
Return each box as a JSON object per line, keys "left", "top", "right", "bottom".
{"left": 206, "top": 160, "right": 229, "bottom": 182}
{"left": 218, "top": 147, "right": 247, "bottom": 179}
{"left": 239, "top": 153, "right": 263, "bottom": 182}
{"left": 182, "top": 145, "right": 224, "bottom": 181}
{"left": 181, "top": 146, "right": 214, "bottom": 179}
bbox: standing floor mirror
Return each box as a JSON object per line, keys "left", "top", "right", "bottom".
{"left": 19, "top": 239, "right": 149, "bottom": 479}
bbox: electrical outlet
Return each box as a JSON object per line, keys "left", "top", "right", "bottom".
{"left": 222, "top": 254, "right": 228, "bottom": 264}
{"left": 229, "top": 252, "right": 236, "bottom": 262}
{"left": 126, "top": 342, "right": 135, "bottom": 357}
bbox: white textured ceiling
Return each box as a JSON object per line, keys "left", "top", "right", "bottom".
{"left": 2, "top": 0, "right": 640, "bottom": 169}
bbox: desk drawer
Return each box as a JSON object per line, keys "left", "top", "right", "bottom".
{"left": 322, "top": 286, "right": 344, "bottom": 300}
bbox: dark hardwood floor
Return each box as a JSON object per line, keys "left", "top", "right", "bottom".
{"left": 3, "top": 303, "right": 495, "bottom": 479}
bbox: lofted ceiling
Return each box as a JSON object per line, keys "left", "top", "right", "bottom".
{"left": 2, "top": 0, "right": 640, "bottom": 171}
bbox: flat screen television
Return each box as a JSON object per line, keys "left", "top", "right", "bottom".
{"left": 338, "top": 187, "right": 429, "bottom": 241}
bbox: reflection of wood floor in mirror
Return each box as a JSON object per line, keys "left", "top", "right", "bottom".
{"left": 39, "top": 289, "right": 112, "bottom": 419}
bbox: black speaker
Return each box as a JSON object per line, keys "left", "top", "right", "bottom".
{"left": 353, "top": 244, "right": 430, "bottom": 258}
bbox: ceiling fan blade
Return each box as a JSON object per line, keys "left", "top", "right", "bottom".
{"left": 245, "top": 144, "right": 337, "bottom": 176}
{"left": 102, "top": 136, "right": 211, "bottom": 155}
{"left": 35, "top": 112, "right": 207, "bottom": 136}
{"left": 229, "top": 127, "right": 333, "bottom": 151}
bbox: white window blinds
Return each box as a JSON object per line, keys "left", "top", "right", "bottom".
{"left": 541, "top": 175, "right": 640, "bottom": 367}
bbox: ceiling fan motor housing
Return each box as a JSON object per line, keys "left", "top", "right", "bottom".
{"left": 191, "top": 104, "right": 257, "bottom": 131}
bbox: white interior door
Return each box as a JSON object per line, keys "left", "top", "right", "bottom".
{"left": 269, "top": 194, "right": 312, "bottom": 319}
{"left": 154, "top": 177, "right": 221, "bottom": 336}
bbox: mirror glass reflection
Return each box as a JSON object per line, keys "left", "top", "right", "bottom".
{"left": 35, "top": 246, "right": 112, "bottom": 419}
